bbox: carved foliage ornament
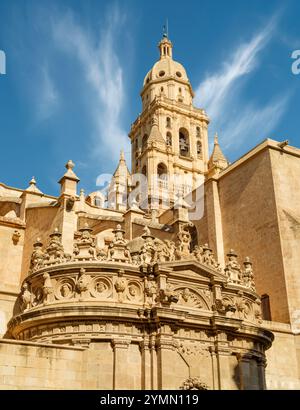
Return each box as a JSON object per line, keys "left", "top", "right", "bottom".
{"left": 180, "top": 377, "right": 209, "bottom": 390}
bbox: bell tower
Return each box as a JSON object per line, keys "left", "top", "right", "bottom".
{"left": 129, "top": 33, "right": 210, "bottom": 210}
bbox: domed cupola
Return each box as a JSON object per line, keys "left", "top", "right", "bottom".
{"left": 141, "top": 33, "right": 194, "bottom": 108}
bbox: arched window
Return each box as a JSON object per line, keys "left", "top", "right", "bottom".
{"left": 157, "top": 162, "right": 167, "bottom": 178}
{"left": 179, "top": 128, "right": 189, "bottom": 157}
{"left": 166, "top": 132, "right": 172, "bottom": 146}
{"left": 157, "top": 162, "right": 168, "bottom": 188}
{"left": 142, "top": 134, "right": 148, "bottom": 150}
{"left": 197, "top": 140, "right": 202, "bottom": 155}
{"left": 166, "top": 117, "right": 171, "bottom": 128}
{"left": 142, "top": 165, "right": 147, "bottom": 176}
{"left": 196, "top": 126, "right": 201, "bottom": 138}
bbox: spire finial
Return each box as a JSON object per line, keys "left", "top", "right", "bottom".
{"left": 120, "top": 150, "right": 125, "bottom": 161}
{"left": 163, "top": 19, "right": 169, "bottom": 38}
{"left": 29, "top": 176, "right": 36, "bottom": 186}
{"left": 214, "top": 133, "right": 219, "bottom": 145}
{"left": 66, "top": 160, "right": 75, "bottom": 171}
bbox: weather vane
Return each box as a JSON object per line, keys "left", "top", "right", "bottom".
{"left": 163, "top": 19, "right": 169, "bottom": 38}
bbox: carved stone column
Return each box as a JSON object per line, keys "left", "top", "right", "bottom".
{"left": 112, "top": 338, "right": 131, "bottom": 390}
{"left": 215, "top": 333, "right": 237, "bottom": 390}
{"left": 209, "top": 346, "right": 219, "bottom": 390}
{"left": 257, "top": 357, "right": 267, "bottom": 390}
{"left": 236, "top": 353, "right": 252, "bottom": 390}
{"left": 156, "top": 326, "right": 175, "bottom": 389}
{"left": 150, "top": 335, "right": 158, "bottom": 389}
{"left": 140, "top": 337, "right": 151, "bottom": 390}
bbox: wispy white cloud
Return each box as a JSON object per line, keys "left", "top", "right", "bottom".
{"left": 195, "top": 15, "right": 290, "bottom": 151}
{"left": 221, "top": 95, "right": 289, "bottom": 150}
{"left": 51, "top": 5, "right": 129, "bottom": 162}
{"left": 37, "top": 65, "right": 59, "bottom": 121}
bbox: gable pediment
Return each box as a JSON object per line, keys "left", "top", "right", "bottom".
{"left": 159, "top": 259, "right": 227, "bottom": 284}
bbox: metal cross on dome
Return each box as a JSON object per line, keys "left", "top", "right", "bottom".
{"left": 163, "top": 19, "right": 169, "bottom": 38}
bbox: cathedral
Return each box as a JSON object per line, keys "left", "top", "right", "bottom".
{"left": 0, "top": 33, "right": 299, "bottom": 390}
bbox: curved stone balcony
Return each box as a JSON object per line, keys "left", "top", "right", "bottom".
{"left": 7, "top": 223, "right": 273, "bottom": 357}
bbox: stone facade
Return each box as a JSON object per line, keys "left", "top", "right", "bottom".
{"left": 0, "top": 33, "right": 299, "bottom": 390}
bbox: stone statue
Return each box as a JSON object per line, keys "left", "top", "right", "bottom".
{"left": 193, "top": 245, "right": 204, "bottom": 263}
{"left": 42, "top": 272, "right": 54, "bottom": 304}
{"left": 20, "top": 282, "right": 32, "bottom": 311}
{"left": 73, "top": 224, "right": 97, "bottom": 261}
{"left": 144, "top": 278, "right": 157, "bottom": 305}
{"left": 242, "top": 257, "right": 256, "bottom": 291}
{"left": 176, "top": 224, "right": 192, "bottom": 259}
{"left": 114, "top": 271, "right": 127, "bottom": 301}
{"left": 141, "top": 236, "right": 156, "bottom": 265}
{"left": 44, "top": 228, "right": 66, "bottom": 264}
{"left": 76, "top": 267, "right": 90, "bottom": 297}
{"left": 225, "top": 250, "right": 242, "bottom": 283}
{"left": 164, "top": 240, "right": 176, "bottom": 261}
{"left": 155, "top": 239, "right": 168, "bottom": 262}
{"left": 108, "top": 225, "right": 132, "bottom": 263}
{"left": 29, "top": 238, "right": 46, "bottom": 272}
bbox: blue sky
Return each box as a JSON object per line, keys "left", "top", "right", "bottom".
{"left": 0, "top": 0, "right": 299, "bottom": 196}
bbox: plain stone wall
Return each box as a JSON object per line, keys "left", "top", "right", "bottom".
{"left": 269, "top": 149, "right": 300, "bottom": 331}
{"left": 0, "top": 223, "right": 23, "bottom": 338}
{"left": 264, "top": 321, "right": 300, "bottom": 389}
{"left": 0, "top": 293, "right": 17, "bottom": 338}
{"left": 82, "top": 342, "right": 114, "bottom": 389}
{"left": 0, "top": 225, "right": 24, "bottom": 292}
{"left": 217, "top": 149, "right": 289, "bottom": 323}
{"left": 21, "top": 206, "right": 59, "bottom": 280}
{"left": 0, "top": 339, "right": 84, "bottom": 389}
{"left": 0, "top": 337, "right": 280, "bottom": 390}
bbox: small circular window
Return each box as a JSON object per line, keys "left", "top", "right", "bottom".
{"left": 176, "top": 71, "right": 182, "bottom": 78}
{"left": 159, "top": 70, "right": 165, "bottom": 77}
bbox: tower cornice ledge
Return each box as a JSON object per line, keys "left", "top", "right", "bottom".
{"left": 129, "top": 98, "right": 209, "bottom": 137}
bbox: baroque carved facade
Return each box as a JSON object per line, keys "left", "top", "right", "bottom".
{"left": 0, "top": 33, "right": 300, "bottom": 390}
